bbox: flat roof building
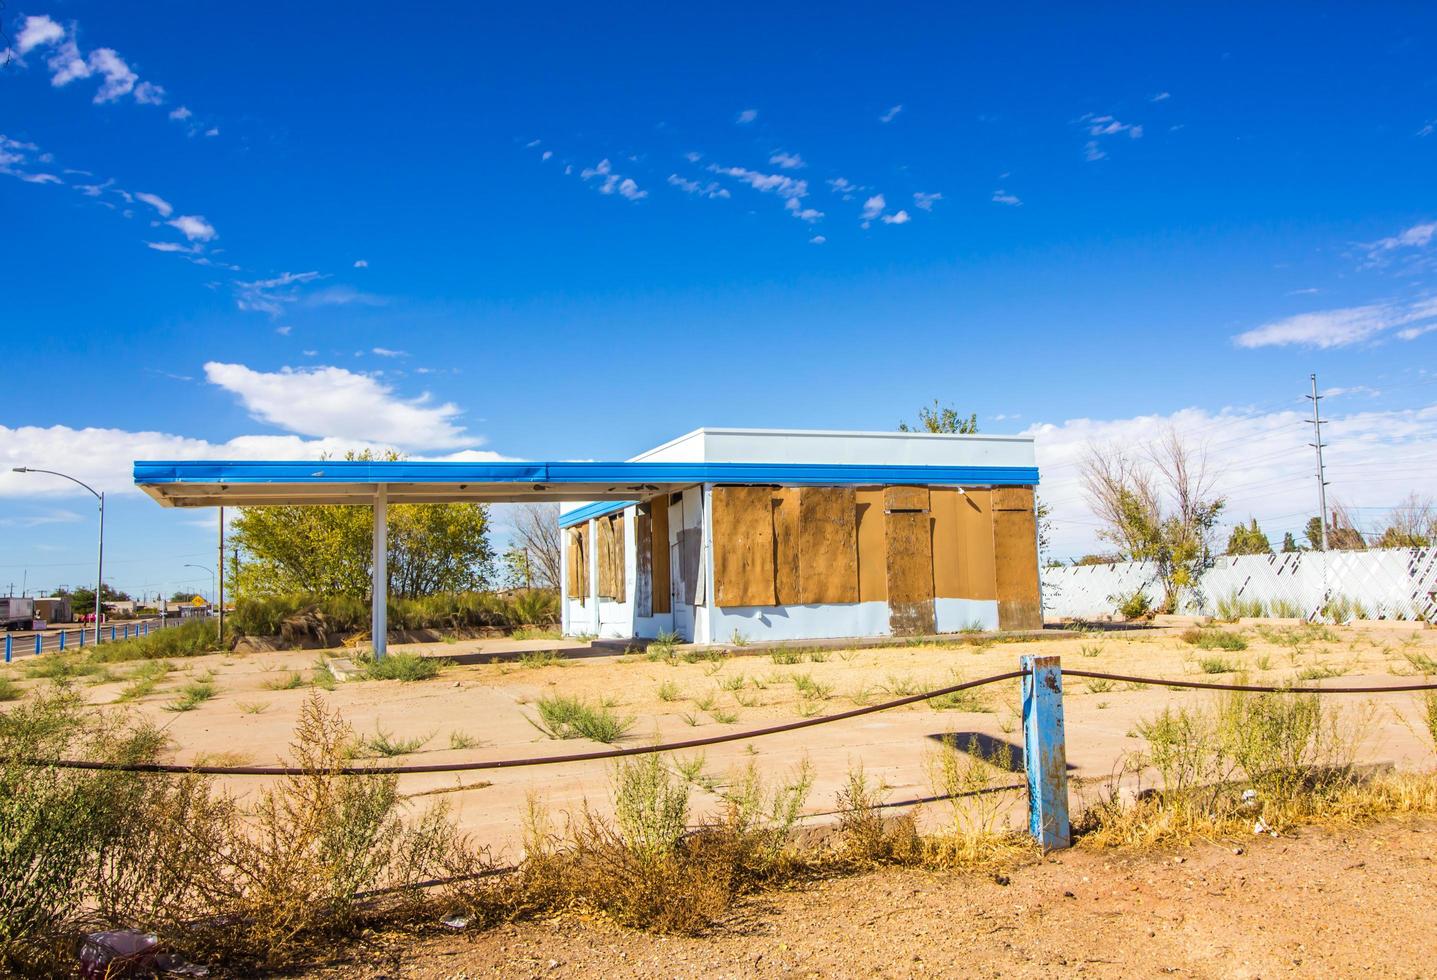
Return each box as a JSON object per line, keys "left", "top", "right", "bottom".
{"left": 135, "top": 425, "right": 1041, "bottom": 651}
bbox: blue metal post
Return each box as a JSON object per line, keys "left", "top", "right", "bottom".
{"left": 123, "top": 624, "right": 130, "bottom": 640}
{"left": 78, "top": 628, "right": 84, "bottom": 647}
{"left": 143, "top": 622, "right": 149, "bottom": 637}
{"left": 4, "top": 635, "right": 10, "bottom": 662}
{"left": 34, "top": 634, "right": 42, "bottom": 656}
{"left": 1021, "top": 654, "right": 1071, "bottom": 851}
{"left": 110, "top": 625, "right": 116, "bottom": 642}
{"left": 59, "top": 630, "right": 66, "bottom": 652}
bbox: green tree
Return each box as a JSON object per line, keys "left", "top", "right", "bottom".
{"left": 1374, "top": 494, "right": 1435, "bottom": 548}
{"left": 1081, "top": 430, "right": 1225, "bottom": 613}
{"left": 1225, "top": 518, "right": 1272, "bottom": 555}
{"left": 899, "top": 401, "right": 979, "bottom": 434}
{"left": 67, "top": 584, "right": 131, "bottom": 616}
{"left": 1281, "top": 531, "right": 1300, "bottom": 553}
{"left": 230, "top": 452, "right": 496, "bottom": 600}
{"left": 1304, "top": 513, "right": 1366, "bottom": 551}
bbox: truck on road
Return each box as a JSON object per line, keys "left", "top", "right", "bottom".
{"left": 1, "top": 597, "right": 38, "bottom": 631}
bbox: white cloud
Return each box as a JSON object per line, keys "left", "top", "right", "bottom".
{"left": 372, "top": 347, "right": 408, "bottom": 358}
{"left": 234, "top": 271, "right": 325, "bottom": 314}
{"left": 16, "top": 15, "right": 64, "bottom": 54}
{"left": 1079, "top": 113, "right": 1142, "bottom": 161}
{"left": 16, "top": 172, "right": 62, "bottom": 185}
{"left": 541, "top": 150, "right": 553, "bottom": 161}
{"left": 204, "top": 127, "right": 219, "bottom": 137}
{"left": 1150, "top": 91, "right": 1171, "bottom": 102}
{"left": 991, "top": 189, "right": 1021, "bottom": 206}
{"left": 880, "top": 210, "right": 910, "bottom": 225}
{"left": 47, "top": 38, "right": 91, "bottom": 86}
{"left": 1397, "top": 323, "right": 1437, "bottom": 341}
{"left": 1084, "top": 140, "right": 1106, "bottom": 162}
{"left": 1233, "top": 298, "right": 1437, "bottom": 349}
{"left": 809, "top": 235, "right": 826, "bottom": 244}
{"left": 736, "top": 108, "right": 758, "bottom": 124}
{"left": 144, "top": 241, "right": 199, "bottom": 254}
{"left": 1024, "top": 401, "right": 1437, "bottom": 559}
{"left": 88, "top": 48, "right": 137, "bottom": 103}
{"left": 1, "top": 424, "right": 509, "bottom": 500}
{"left": 203, "top": 361, "right": 470, "bottom": 449}
{"left": 861, "top": 194, "right": 886, "bottom": 221}
{"left": 353, "top": 259, "right": 368, "bottom": 268}
{"left": 708, "top": 164, "right": 819, "bottom": 221}
{"left": 828, "top": 177, "right": 861, "bottom": 200}
{"left": 579, "top": 159, "right": 647, "bottom": 200}
{"left": 134, "top": 192, "right": 173, "bottom": 217}
{"left": 275, "top": 325, "right": 292, "bottom": 336}
{"left": 879, "top": 104, "right": 903, "bottom": 123}
{"left": 769, "top": 151, "right": 805, "bottom": 169}
{"left": 1418, "top": 120, "right": 1435, "bottom": 138}
{"left": 133, "top": 81, "right": 166, "bottom": 105}
{"left": 914, "top": 191, "right": 943, "bottom": 211}
{"left": 667, "top": 174, "right": 730, "bottom": 199}
{"left": 1361, "top": 221, "right": 1436, "bottom": 260}
{"left": 306, "top": 285, "right": 384, "bottom": 307}
{"left": 169, "top": 106, "right": 192, "bottom": 121}
{"left": 167, "top": 214, "right": 217, "bottom": 242}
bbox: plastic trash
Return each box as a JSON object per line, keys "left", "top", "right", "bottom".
{"left": 442, "top": 915, "right": 471, "bottom": 930}
{"left": 79, "top": 930, "right": 160, "bottom": 979}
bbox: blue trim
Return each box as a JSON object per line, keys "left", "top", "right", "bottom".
{"left": 559, "top": 500, "right": 632, "bottom": 527}
{"left": 135, "top": 459, "right": 1039, "bottom": 489}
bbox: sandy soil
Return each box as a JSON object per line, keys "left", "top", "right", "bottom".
{"left": 302, "top": 816, "right": 1437, "bottom": 979}
{"left": 3, "top": 622, "right": 1434, "bottom": 856}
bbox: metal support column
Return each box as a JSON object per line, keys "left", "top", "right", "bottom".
{"left": 372, "top": 485, "right": 388, "bottom": 659}
{"left": 1021, "top": 654, "right": 1071, "bottom": 851}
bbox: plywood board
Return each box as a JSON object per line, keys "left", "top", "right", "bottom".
{"left": 611, "top": 514, "right": 626, "bottom": 604}
{"left": 677, "top": 527, "right": 702, "bottom": 606}
{"left": 994, "top": 499, "right": 1041, "bottom": 630}
{"left": 886, "top": 509, "right": 936, "bottom": 635}
{"left": 855, "top": 488, "right": 888, "bottom": 602}
{"left": 712, "top": 486, "right": 777, "bottom": 607}
{"left": 956, "top": 489, "right": 997, "bottom": 600}
{"left": 884, "top": 485, "right": 930, "bottom": 513}
{"left": 798, "top": 487, "right": 859, "bottom": 604}
{"left": 635, "top": 504, "right": 653, "bottom": 618}
{"left": 595, "top": 515, "right": 616, "bottom": 599}
{"left": 566, "top": 526, "right": 587, "bottom": 600}
{"left": 772, "top": 489, "right": 801, "bottom": 606}
{"left": 930, "top": 487, "right": 964, "bottom": 600}
{"left": 650, "top": 500, "right": 670, "bottom": 614}
{"left": 993, "top": 486, "right": 1034, "bottom": 512}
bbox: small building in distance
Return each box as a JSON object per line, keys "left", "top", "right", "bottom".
{"left": 560, "top": 427, "right": 1041, "bottom": 644}
{"left": 34, "top": 595, "right": 73, "bottom": 624}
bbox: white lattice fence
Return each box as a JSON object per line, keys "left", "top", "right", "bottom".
{"left": 1042, "top": 548, "right": 1437, "bottom": 623}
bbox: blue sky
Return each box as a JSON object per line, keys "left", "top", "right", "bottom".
{"left": 3, "top": 3, "right": 1436, "bottom": 598}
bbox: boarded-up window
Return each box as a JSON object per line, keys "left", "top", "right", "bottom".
{"left": 993, "top": 486, "right": 1040, "bottom": 630}
{"left": 635, "top": 499, "right": 670, "bottom": 617}
{"left": 798, "top": 487, "right": 859, "bottom": 604}
{"left": 712, "top": 486, "right": 775, "bottom": 607}
{"left": 595, "top": 513, "right": 626, "bottom": 602}
{"left": 956, "top": 489, "right": 997, "bottom": 600}
{"left": 930, "top": 488, "right": 963, "bottom": 600}
{"left": 855, "top": 488, "right": 888, "bottom": 602}
{"left": 676, "top": 527, "right": 702, "bottom": 606}
{"left": 566, "top": 524, "right": 589, "bottom": 601}
{"left": 772, "top": 489, "right": 801, "bottom": 605}
{"left": 884, "top": 487, "right": 936, "bottom": 635}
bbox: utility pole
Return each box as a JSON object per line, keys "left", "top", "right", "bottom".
{"left": 1306, "top": 373, "right": 1330, "bottom": 551}
{"left": 217, "top": 506, "right": 225, "bottom": 644}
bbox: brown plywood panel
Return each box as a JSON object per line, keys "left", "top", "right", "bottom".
{"left": 855, "top": 488, "right": 888, "bottom": 602}
{"left": 885, "top": 510, "right": 936, "bottom": 635}
{"left": 930, "top": 488, "right": 964, "bottom": 600}
{"left": 595, "top": 515, "right": 616, "bottom": 599}
{"left": 798, "top": 487, "right": 859, "bottom": 604}
{"left": 635, "top": 504, "right": 653, "bottom": 617}
{"left": 956, "top": 489, "right": 996, "bottom": 600}
{"left": 612, "top": 514, "right": 626, "bottom": 604}
{"left": 772, "top": 489, "right": 801, "bottom": 606}
{"left": 677, "top": 527, "right": 702, "bottom": 606}
{"left": 993, "top": 486, "right": 1034, "bottom": 512}
{"left": 712, "top": 486, "right": 777, "bottom": 607}
{"left": 650, "top": 500, "right": 670, "bottom": 614}
{"left": 994, "top": 505, "right": 1041, "bottom": 630}
{"left": 566, "top": 527, "right": 584, "bottom": 599}
{"left": 884, "top": 485, "right": 930, "bottom": 512}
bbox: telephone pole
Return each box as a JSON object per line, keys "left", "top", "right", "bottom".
{"left": 1306, "top": 373, "right": 1330, "bottom": 551}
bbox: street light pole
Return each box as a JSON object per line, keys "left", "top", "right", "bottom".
{"left": 184, "top": 564, "right": 216, "bottom": 611}
{"left": 13, "top": 467, "right": 105, "bottom": 646}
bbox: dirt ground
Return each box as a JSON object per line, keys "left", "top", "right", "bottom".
{"left": 306, "top": 816, "right": 1437, "bottom": 979}
{"left": 4, "top": 621, "right": 1435, "bottom": 857}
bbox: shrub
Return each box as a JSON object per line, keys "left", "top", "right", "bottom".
{"left": 1215, "top": 592, "right": 1265, "bottom": 621}
{"left": 356, "top": 651, "right": 446, "bottom": 682}
{"left": 0, "top": 677, "right": 22, "bottom": 702}
{"left": 1113, "top": 589, "right": 1153, "bottom": 621}
{"left": 1180, "top": 627, "right": 1248, "bottom": 651}
{"left": 530, "top": 695, "right": 633, "bottom": 743}
{"left": 232, "top": 589, "right": 560, "bottom": 639}
{"left": 91, "top": 619, "right": 225, "bottom": 663}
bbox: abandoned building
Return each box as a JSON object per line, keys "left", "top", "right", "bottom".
{"left": 560, "top": 427, "right": 1041, "bottom": 643}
